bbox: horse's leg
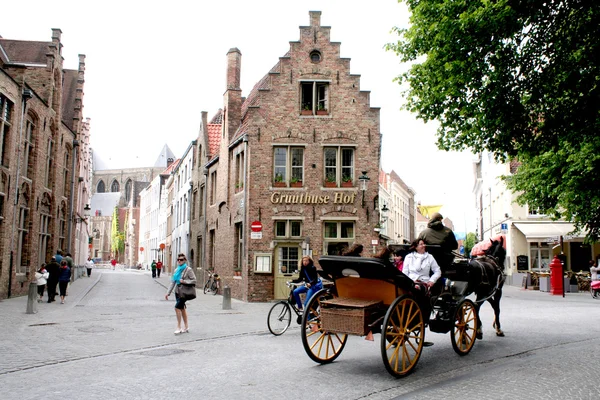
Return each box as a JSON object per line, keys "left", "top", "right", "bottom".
{"left": 475, "top": 294, "right": 483, "bottom": 340}
{"left": 490, "top": 288, "right": 505, "bottom": 337}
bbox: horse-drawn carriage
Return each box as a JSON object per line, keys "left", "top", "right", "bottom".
{"left": 300, "top": 241, "right": 506, "bottom": 378}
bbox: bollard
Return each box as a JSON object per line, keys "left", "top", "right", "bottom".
{"left": 26, "top": 282, "right": 38, "bottom": 314}
{"left": 222, "top": 286, "right": 232, "bottom": 310}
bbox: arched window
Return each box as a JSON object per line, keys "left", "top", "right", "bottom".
{"left": 125, "top": 179, "right": 132, "bottom": 202}
{"left": 111, "top": 180, "right": 120, "bottom": 192}
{"left": 97, "top": 180, "right": 105, "bottom": 193}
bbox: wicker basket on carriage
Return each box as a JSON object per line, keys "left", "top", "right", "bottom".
{"left": 320, "top": 298, "right": 383, "bottom": 336}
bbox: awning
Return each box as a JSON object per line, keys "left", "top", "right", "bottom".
{"left": 513, "top": 222, "right": 582, "bottom": 241}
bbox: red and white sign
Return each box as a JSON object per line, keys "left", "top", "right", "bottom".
{"left": 251, "top": 221, "right": 263, "bottom": 232}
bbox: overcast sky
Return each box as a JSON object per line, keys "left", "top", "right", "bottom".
{"left": 2, "top": 0, "right": 477, "bottom": 233}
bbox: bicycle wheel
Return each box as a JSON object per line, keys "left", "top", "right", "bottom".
{"left": 203, "top": 280, "right": 210, "bottom": 294}
{"left": 267, "top": 301, "right": 292, "bottom": 335}
{"left": 211, "top": 280, "right": 218, "bottom": 295}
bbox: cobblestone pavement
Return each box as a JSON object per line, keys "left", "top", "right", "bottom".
{"left": 1, "top": 271, "right": 599, "bottom": 400}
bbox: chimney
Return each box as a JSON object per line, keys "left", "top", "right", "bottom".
{"left": 309, "top": 11, "right": 321, "bottom": 28}
{"left": 226, "top": 48, "right": 242, "bottom": 90}
{"left": 51, "top": 28, "right": 63, "bottom": 55}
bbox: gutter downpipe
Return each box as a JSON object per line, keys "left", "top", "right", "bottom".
{"left": 67, "top": 139, "right": 79, "bottom": 280}
{"left": 242, "top": 136, "right": 248, "bottom": 290}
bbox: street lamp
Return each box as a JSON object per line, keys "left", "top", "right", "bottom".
{"left": 358, "top": 171, "right": 370, "bottom": 207}
{"left": 381, "top": 204, "right": 389, "bottom": 221}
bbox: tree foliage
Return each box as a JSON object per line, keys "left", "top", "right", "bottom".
{"left": 387, "top": 1, "right": 600, "bottom": 241}
{"left": 464, "top": 232, "right": 478, "bottom": 257}
{"left": 110, "top": 207, "right": 125, "bottom": 257}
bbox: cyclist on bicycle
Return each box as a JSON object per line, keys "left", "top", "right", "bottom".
{"left": 292, "top": 256, "right": 322, "bottom": 311}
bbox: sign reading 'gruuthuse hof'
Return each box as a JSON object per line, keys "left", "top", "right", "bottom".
{"left": 270, "top": 191, "right": 357, "bottom": 205}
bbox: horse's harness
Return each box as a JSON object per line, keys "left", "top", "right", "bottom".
{"left": 469, "top": 255, "right": 505, "bottom": 303}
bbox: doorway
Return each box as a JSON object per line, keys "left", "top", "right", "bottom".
{"left": 273, "top": 244, "right": 301, "bottom": 299}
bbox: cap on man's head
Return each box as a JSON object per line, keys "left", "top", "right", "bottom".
{"left": 51, "top": 256, "right": 56, "bottom": 261}
{"left": 431, "top": 212, "right": 443, "bottom": 222}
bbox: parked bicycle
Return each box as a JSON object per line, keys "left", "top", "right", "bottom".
{"left": 267, "top": 281, "right": 305, "bottom": 335}
{"left": 203, "top": 269, "right": 220, "bottom": 295}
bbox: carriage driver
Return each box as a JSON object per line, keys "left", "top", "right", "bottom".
{"left": 417, "top": 212, "right": 458, "bottom": 268}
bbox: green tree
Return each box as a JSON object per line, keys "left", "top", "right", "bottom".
{"left": 110, "top": 207, "right": 125, "bottom": 259}
{"left": 464, "top": 232, "right": 478, "bottom": 258}
{"left": 387, "top": 1, "right": 600, "bottom": 241}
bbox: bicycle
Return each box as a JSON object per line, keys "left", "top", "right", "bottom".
{"left": 267, "top": 281, "right": 305, "bottom": 335}
{"left": 203, "top": 269, "right": 220, "bottom": 295}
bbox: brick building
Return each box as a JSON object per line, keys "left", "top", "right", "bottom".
{"left": 0, "top": 29, "right": 88, "bottom": 298}
{"left": 190, "top": 11, "right": 381, "bottom": 301}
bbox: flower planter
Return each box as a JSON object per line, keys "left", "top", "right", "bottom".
{"left": 316, "top": 110, "right": 329, "bottom": 115}
{"left": 324, "top": 181, "right": 337, "bottom": 188}
{"left": 273, "top": 182, "right": 286, "bottom": 188}
{"left": 301, "top": 110, "right": 313, "bottom": 116}
{"left": 290, "top": 182, "right": 303, "bottom": 188}
{"left": 341, "top": 181, "right": 353, "bottom": 187}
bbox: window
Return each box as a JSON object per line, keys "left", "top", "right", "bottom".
{"left": 38, "top": 214, "right": 51, "bottom": 264}
{"left": 44, "top": 138, "right": 54, "bottom": 188}
{"left": 323, "top": 221, "right": 355, "bottom": 255}
{"left": 209, "top": 229, "right": 216, "bottom": 270}
{"left": 125, "top": 179, "right": 132, "bottom": 203}
{"left": 254, "top": 253, "right": 272, "bottom": 273}
{"left": 64, "top": 149, "right": 70, "bottom": 195}
{"left": 97, "top": 180, "right": 105, "bottom": 193}
{"left": 17, "top": 206, "right": 30, "bottom": 274}
{"left": 234, "top": 223, "right": 243, "bottom": 272}
{"left": 530, "top": 243, "right": 551, "bottom": 270}
{"left": 0, "top": 94, "right": 13, "bottom": 167}
{"left": 278, "top": 247, "right": 299, "bottom": 274}
{"left": 324, "top": 147, "right": 354, "bottom": 186}
{"left": 199, "top": 184, "right": 205, "bottom": 216}
{"left": 58, "top": 205, "right": 66, "bottom": 253}
{"left": 0, "top": 173, "right": 6, "bottom": 221}
{"left": 528, "top": 206, "right": 545, "bottom": 217}
{"left": 210, "top": 170, "right": 217, "bottom": 204}
{"left": 275, "top": 220, "right": 302, "bottom": 238}
{"left": 300, "top": 81, "right": 329, "bottom": 115}
{"left": 23, "top": 118, "right": 35, "bottom": 179}
{"left": 273, "top": 146, "right": 304, "bottom": 186}
{"left": 111, "top": 179, "right": 120, "bottom": 192}
{"left": 235, "top": 151, "right": 244, "bottom": 192}
{"left": 310, "top": 50, "right": 322, "bottom": 63}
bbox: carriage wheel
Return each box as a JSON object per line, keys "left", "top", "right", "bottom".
{"left": 301, "top": 288, "right": 348, "bottom": 364}
{"left": 381, "top": 295, "right": 425, "bottom": 378}
{"left": 451, "top": 299, "right": 478, "bottom": 356}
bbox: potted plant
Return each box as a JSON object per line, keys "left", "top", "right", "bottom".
{"left": 290, "top": 176, "right": 302, "bottom": 188}
{"left": 301, "top": 103, "right": 313, "bottom": 116}
{"left": 341, "top": 175, "right": 353, "bottom": 187}
{"left": 374, "top": 223, "right": 382, "bottom": 232}
{"left": 316, "top": 103, "right": 328, "bottom": 115}
{"left": 273, "top": 173, "right": 286, "bottom": 187}
{"left": 235, "top": 182, "right": 243, "bottom": 192}
{"left": 324, "top": 173, "right": 337, "bottom": 188}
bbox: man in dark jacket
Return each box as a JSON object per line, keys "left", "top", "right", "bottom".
{"left": 418, "top": 212, "right": 458, "bottom": 268}
{"left": 45, "top": 257, "right": 60, "bottom": 303}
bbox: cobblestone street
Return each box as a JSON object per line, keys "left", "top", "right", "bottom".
{"left": 1, "top": 270, "right": 600, "bottom": 400}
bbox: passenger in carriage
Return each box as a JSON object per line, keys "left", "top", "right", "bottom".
{"left": 403, "top": 239, "right": 441, "bottom": 288}
{"left": 342, "top": 243, "right": 364, "bottom": 257}
{"left": 418, "top": 212, "right": 458, "bottom": 268}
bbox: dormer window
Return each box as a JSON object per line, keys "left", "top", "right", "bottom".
{"left": 310, "top": 50, "right": 321, "bottom": 63}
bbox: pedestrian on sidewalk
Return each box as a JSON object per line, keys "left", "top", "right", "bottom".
{"left": 46, "top": 257, "right": 60, "bottom": 303}
{"left": 58, "top": 260, "right": 71, "bottom": 304}
{"left": 156, "top": 260, "right": 163, "bottom": 278}
{"left": 54, "top": 249, "right": 63, "bottom": 264}
{"left": 85, "top": 257, "right": 94, "bottom": 277}
{"left": 151, "top": 260, "right": 157, "bottom": 278}
{"left": 35, "top": 264, "right": 49, "bottom": 302}
{"left": 165, "top": 253, "right": 197, "bottom": 334}
{"left": 111, "top": 258, "right": 117, "bottom": 270}
{"left": 590, "top": 260, "right": 600, "bottom": 281}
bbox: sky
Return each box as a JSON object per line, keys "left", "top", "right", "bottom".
{"left": 2, "top": 0, "right": 477, "bottom": 233}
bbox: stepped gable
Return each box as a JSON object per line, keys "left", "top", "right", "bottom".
{"left": 61, "top": 69, "right": 78, "bottom": 131}
{"left": 207, "top": 109, "right": 222, "bottom": 158}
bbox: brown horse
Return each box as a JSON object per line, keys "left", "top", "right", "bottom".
{"left": 468, "top": 237, "right": 507, "bottom": 338}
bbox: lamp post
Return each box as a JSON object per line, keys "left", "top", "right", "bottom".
{"left": 358, "top": 171, "right": 370, "bottom": 208}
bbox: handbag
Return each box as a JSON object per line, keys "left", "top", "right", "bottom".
{"left": 178, "top": 284, "right": 197, "bottom": 301}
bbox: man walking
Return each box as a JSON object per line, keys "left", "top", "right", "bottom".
{"left": 45, "top": 257, "right": 60, "bottom": 303}
{"left": 156, "top": 260, "right": 163, "bottom": 278}
{"left": 151, "top": 260, "right": 157, "bottom": 278}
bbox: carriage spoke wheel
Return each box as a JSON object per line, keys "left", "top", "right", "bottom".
{"left": 301, "top": 288, "right": 348, "bottom": 364}
{"left": 381, "top": 295, "right": 424, "bottom": 378}
{"left": 451, "top": 299, "right": 478, "bottom": 356}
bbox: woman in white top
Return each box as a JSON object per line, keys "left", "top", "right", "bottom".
{"left": 403, "top": 239, "right": 441, "bottom": 288}
{"left": 590, "top": 260, "right": 600, "bottom": 281}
